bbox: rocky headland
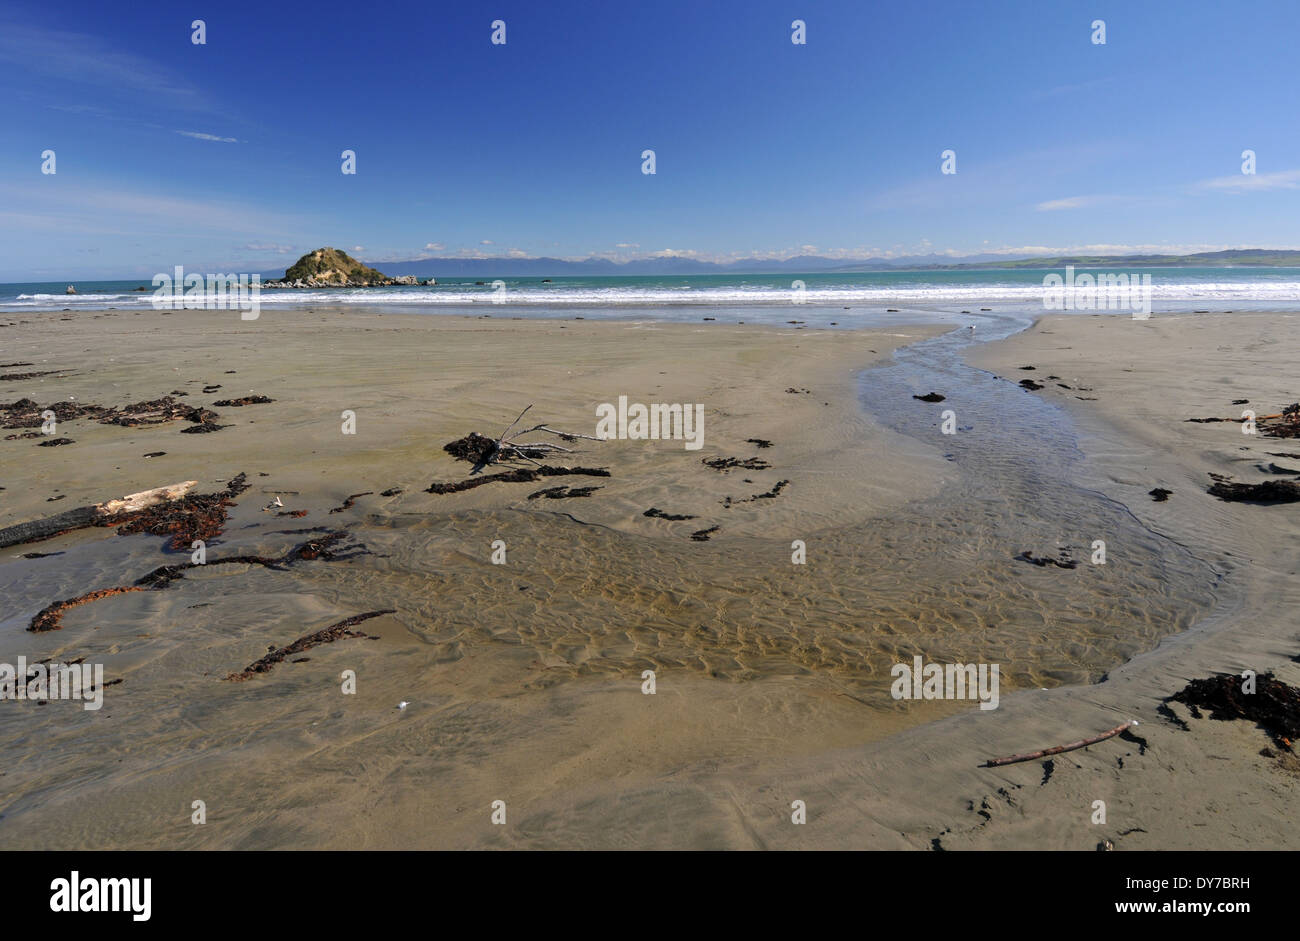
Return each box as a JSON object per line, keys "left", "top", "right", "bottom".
{"left": 263, "top": 247, "right": 435, "bottom": 288}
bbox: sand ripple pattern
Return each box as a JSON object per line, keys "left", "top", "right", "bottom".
{"left": 317, "top": 492, "right": 1217, "bottom": 707}
{"left": 273, "top": 320, "right": 1223, "bottom": 706}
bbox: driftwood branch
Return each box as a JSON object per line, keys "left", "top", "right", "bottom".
{"left": 455, "top": 404, "right": 602, "bottom": 473}
{"left": 497, "top": 404, "right": 535, "bottom": 443}
{"left": 981, "top": 719, "right": 1138, "bottom": 768}
{"left": 515, "top": 424, "right": 604, "bottom": 442}
{"left": 0, "top": 481, "right": 199, "bottom": 549}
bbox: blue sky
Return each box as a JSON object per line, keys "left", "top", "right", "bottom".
{"left": 2, "top": 0, "right": 1298, "bottom": 279}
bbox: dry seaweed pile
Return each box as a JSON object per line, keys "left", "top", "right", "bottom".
{"left": 179, "top": 420, "right": 227, "bottom": 434}
{"left": 211, "top": 395, "right": 273, "bottom": 407}
{"left": 1260, "top": 403, "right": 1300, "bottom": 439}
{"left": 108, "top": 473, "right": 251, "bottom": 548}
{"left": 1167, "top": 672, "right": 1300, "bottom": 750}
{"left": 444, "top": 431, "right": 547, "bottom": 464}
{"left": 0, "top": 369, "right": 71, "bottom": 381}
{"left": 702, "top": 456, "right": 770, "bottom": 471}
{"left": 528, "top": 485, "right": 602, "bottom": 499}
{"left": 1203, "top": 405, "right": 1300, "bottom": 501}
{"left": 1, "top": 398, "right": 102, "bottom": 428}
{"left": 644, "top": 507, "right": 696, "bottom": 521}
{"left": 1016, "top": 550, "right": 1078, "bottom": 569}
{"left": 1207, "top": 477, "right": 1300, "bottom": 503}
{"left": 0, "top": 395, "right": 211, "bottom": 430}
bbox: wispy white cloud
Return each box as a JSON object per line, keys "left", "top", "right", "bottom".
{"left": 177, "top": 130, "right": 238, "bottom": 143}
{"left": 864, "top": 143, "right": 1119, "bottom": 213}
{"left": 980, "top": 242, "right": 1271, "bottom": 256}
{"left": 1193, "top": 168, "right": 1300, "bottom": 192}
{"left": 1035, "top": 195, "right": 1112, "bottom": 211}
{"left": 0, "top": 182, "right": 308, "bottom": 239}
{"left": 0, "top": 22, "right": 212, "bottom": 112}
{"left": 1028, "top": 77, "right": 1115, "bottom": 101}
{"left": 390, "top": 246, "right": 501, "bottom": 261}
{"left": 1037, "top": 170, "right": 1300, "bottom": 212}
{"left": 47, "top": 102, "right": 116, "bottom": 118}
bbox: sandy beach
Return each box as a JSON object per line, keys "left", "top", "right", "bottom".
{"left": 0, "top": 306, "right": 1295, "bottom": 849}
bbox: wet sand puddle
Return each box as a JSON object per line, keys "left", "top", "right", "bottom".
{"left": 357, "top": 316, "right": 1222, "bottom": 692}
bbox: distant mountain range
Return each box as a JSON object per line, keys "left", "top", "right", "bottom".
{"left": 914, "top": 249, "right": 1300, "bottom": 270}
{"left": 258, "top": 248, "right": 1300, "bottom": 280}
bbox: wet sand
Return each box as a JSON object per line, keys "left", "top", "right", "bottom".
{"left": 0, "top": 306, "right": 1294, "bottom": 848}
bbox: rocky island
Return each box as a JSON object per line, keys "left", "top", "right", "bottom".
{"left": 264, "top": 247, "right": 435, "bottom": 288}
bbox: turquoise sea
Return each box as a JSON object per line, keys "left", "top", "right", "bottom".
{"left": 3, "top": 267, "right": 1299, "bottom": 325}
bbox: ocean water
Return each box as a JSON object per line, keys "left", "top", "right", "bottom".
{"left": 4, "top": 266, "right": 1299, "bottom": 323}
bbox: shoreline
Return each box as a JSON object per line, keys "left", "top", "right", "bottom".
{"left": 0, "top": 307, "right": 1295, "bottom": 848}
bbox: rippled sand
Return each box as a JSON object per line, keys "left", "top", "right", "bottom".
{"left": 0, "top": 306, "right": 1273, "bottom": 849}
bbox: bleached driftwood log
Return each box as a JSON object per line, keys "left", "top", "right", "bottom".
{"left": 0, "top": 480, "right": 198, "bottom": 548}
